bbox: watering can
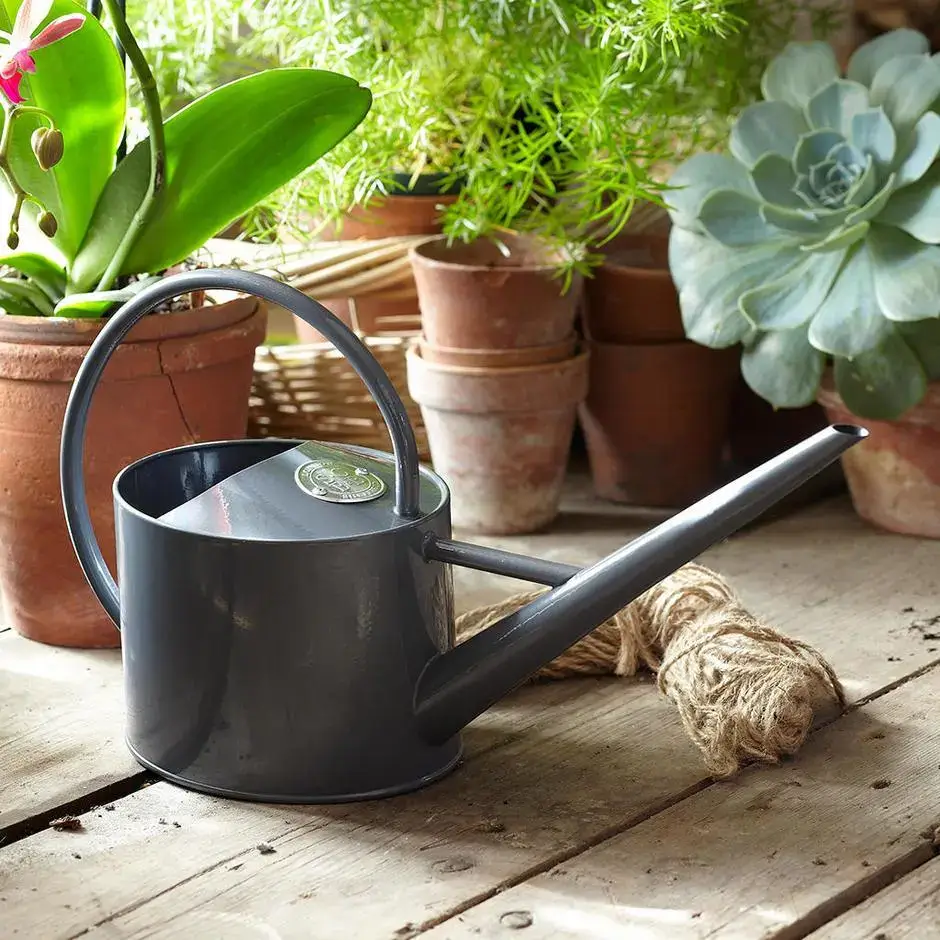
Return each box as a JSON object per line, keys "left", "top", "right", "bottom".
{"left": 60, "top": 269, "right": 866, "bottom": 805}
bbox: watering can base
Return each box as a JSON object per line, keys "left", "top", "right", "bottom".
{"left": 126, "top": 738, "right": 465, "bottom": 804}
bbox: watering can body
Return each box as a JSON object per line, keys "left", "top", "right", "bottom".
{"left": 60, "top": 269, "right": 867, "bottom": 804}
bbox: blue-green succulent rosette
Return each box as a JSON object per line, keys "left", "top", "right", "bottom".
{"left": 666, "top": 28, "right": 940, "bottom": 420}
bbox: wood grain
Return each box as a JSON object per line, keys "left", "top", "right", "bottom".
{"left": 0, "top": 632, "right": 139, "bottom": 833}
{"left": 811, "top": 856, "right": 940, "bottom": 939}
{"left": 422, "top": 665, "right": 940, "bottom": 940}
{"left": 2, "top": 496, "right": 940, "bottom": 939}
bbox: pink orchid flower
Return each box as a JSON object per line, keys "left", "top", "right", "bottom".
{"left": 0, "top": 0, "right": 84, "bottom": 104}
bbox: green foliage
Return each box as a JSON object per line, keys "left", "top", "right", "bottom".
{"left": 0, "top": 0, "right": 125, "bottom": 261}
{"left": 667, "top": 28, "right": 940, "bottom": 421}
{"left": 69, "top": 69, "right": 371, "bottom": 291}
{"left": 0, "top": 0, "right": 371, "bottom": 316}
{"left": 129, "top": 0, "right": 844, "bottom": 272}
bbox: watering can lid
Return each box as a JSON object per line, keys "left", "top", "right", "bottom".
{"left": 157, "top": 441, "right": 446, "bottom": 541}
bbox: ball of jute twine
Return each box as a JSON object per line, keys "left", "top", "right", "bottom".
{"left": 455, "top": 562, "right": 846, "bottom": 777}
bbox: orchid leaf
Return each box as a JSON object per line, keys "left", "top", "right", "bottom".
{"left": 70, "top": 68, "right": 372, "bottom": 291}
{"left": 0, "top": 251, "right": 66, "bottom": 300}
{"left": 741, "top": 325, "right": 825, "bottom": 408}
{"left": 0, "top": 0, "right": 125, "bottom": 261}
{"left": 0, "top": 275, "right": 52, "bottom": 315}
{"left": 834, "top": 330, "right": 926, "bottom": 420}
{"left": 53, "top": 275, "right": 162, "bottom": 318}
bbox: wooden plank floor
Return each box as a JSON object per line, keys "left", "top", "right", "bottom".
{"left": 1, "top": 482, "right": 938, "bottom": 939}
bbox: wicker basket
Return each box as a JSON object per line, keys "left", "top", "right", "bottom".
{"left": 247, "top": 335, "right": 431, "bottom": 462}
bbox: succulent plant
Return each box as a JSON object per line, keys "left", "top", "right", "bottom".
{"left": 666, "top": 28, "right": 940, "bottom": 420}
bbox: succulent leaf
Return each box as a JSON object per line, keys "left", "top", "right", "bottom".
{"left": 741, "top": 325, "right": 825, "bottom": 408}
{"left": 850, "top": 107, "right": 897, "bottom": 175}
{"left": 893, "top": 111, "right": 940, "bottom": 187}
{"left": 808, "top": 246, "right": 892, "bottom": 356}
{"left": 730, "top": 100, "right": 809, "bottom": 167}
{"left": 668, "top": 228, "right": 799, "bottom": 347}
{"left": 663, "top": 153, "right": 755, "bottom": 230}
{"left": 794, "top": 130, "right": 845, "bottom": 176}
{"left": 869, "top": 53, "right": 940, "bottom": 136}
{"left": 869, "top": 225, "right": 940, "bottom": 321}
{"left": 880, "top": 162, "right": 940, "bottom": 242}
{"left": 806, "top": 80, "right": 870, "bottom": 135}
{"left": 738, "top": 248, "right": 845, "bottom": 330}
{"left": 697, "top": 189, "right": 783, "bottom": 246}
{"left": 834, "top": 330, "right": 926, "bottom": 419}
{"left": 760, "top": 41, "right": 840, "bottom": 110}
{"left": 847, "top": 28, "right": 929, "bottom": 86}
{"left": 750, "top": 153, "right": 804, "bottom": 208}
{"left": 897, "top": 319, "right": 940, "bottom": 379}
{"left": 666, "top": 27, "right": 940, "bottom": 416}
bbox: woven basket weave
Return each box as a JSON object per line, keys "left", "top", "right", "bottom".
{"left": 247, "top": 336, "right": 431, "bottom": 462}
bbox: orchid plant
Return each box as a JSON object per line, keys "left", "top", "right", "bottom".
{"left": 0, "top": 0, "right": 371, "bottom": 317}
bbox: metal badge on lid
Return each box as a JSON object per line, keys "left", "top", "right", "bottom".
{"left": 294, "top": 455, "right": 387, "bottom": 503}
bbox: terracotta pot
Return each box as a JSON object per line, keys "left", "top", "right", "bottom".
{"left": 579, "top": 339, "right": 738, "bottom": 507}
{"left": 417, "top": 333, "right": 578, "bottom": 369}
{"left": 406, "top": 344, "right": 589, "bottom": 534}
{"left": 296, "top": 191, "right": 458, "bottom": 343}
{"left": 583, "top": 233, "right": 684, "bottom": 344}
{"left": 817, "top": 374, "right": 940, "bottom": 538}
{"left": 0, "top": 298, "right": 268, "bottom": 648}
{"left": 409, "top": 234, "right": 583, "bottom": 350}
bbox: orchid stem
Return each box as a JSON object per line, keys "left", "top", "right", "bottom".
{"left": 95, "top": 0, "right": 165, "bottom": 292}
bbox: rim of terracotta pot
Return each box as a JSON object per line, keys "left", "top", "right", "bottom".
{"left": 596, "top": 231, "right": 670, "bottom": 275}
{"left": 407, "top": 338, "right": 588, "bottom": 377}
{"left": 0, "top": 295, "right": 260, "bottom": 346}
{"left": 817, "top": 367, "right": 940, "bottom": 425}
{"left": 409, "top": 232, "right": 571, "bottom": 274}
{"left": 417, "top": 333, "right": 578, "bottom": 365}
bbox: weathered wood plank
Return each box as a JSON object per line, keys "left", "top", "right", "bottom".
{"left": 810, "top": 855, "right": 940, "bottom": 939}
{"left": 423, "top": 665, "right": 940, "bottom": 940}
{"left": 0, "top": 632, "right": 140, "bottom": 833}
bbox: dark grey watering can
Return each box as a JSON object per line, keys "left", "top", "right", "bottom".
{"left": 60, "top": 269, "right": 866, "bottom": 804}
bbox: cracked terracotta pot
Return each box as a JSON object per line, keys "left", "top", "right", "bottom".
{"left": 406, "top": 342, "right": 589, "bottom": 534}
{"left": 817, "top": 372, "right": 940, "bottom": 538}
{"left": 0, "top": 297, "right": 267, "bottom": 648}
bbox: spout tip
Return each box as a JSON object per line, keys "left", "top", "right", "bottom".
{"left": 830, "top": 423, "right": 869, "bottom": 442}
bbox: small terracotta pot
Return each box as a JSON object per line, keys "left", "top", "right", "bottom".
{"left": 583, "top": 233, "right": 684, "bottom": 344}
{"left": 579, "top": 339, "right": 738, "bottom": 507}
{"left": 296, "top": 192, "right": 458, "bottom": 343}
{"left": 817, "top": 373, "right": 940, "bottom": 538}
{"left": 417, "top": 333, "right": 578, "bottom": 369}
{"left": 406, "top": 344, "right": 589, "bottom": 534}
{"left": 409, "top": 234, "right": 583, "bottom": 350}
{"left": 0, "top": 298, "right": 268, "bottom": 648}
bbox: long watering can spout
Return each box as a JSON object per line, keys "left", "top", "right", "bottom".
{"left": 415, "top": 423, "right": 867, "bottom": 744}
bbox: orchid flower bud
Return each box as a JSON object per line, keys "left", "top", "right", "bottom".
{"left": 38, "top": 210, "right": 57, "bottom": 238}
{"left": 31, "top": 127, "right": 63, "bottom": 170}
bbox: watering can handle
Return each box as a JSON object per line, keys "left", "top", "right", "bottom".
{"left": 60, "top": 268, "right": 423, "bottom": 628}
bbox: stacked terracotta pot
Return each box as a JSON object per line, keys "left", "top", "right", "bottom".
{"left": 578, "top": 232, "right": 739, "bottom": 508}
{"left": 406, "top": 235, "right": 588, "bottom": 534}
